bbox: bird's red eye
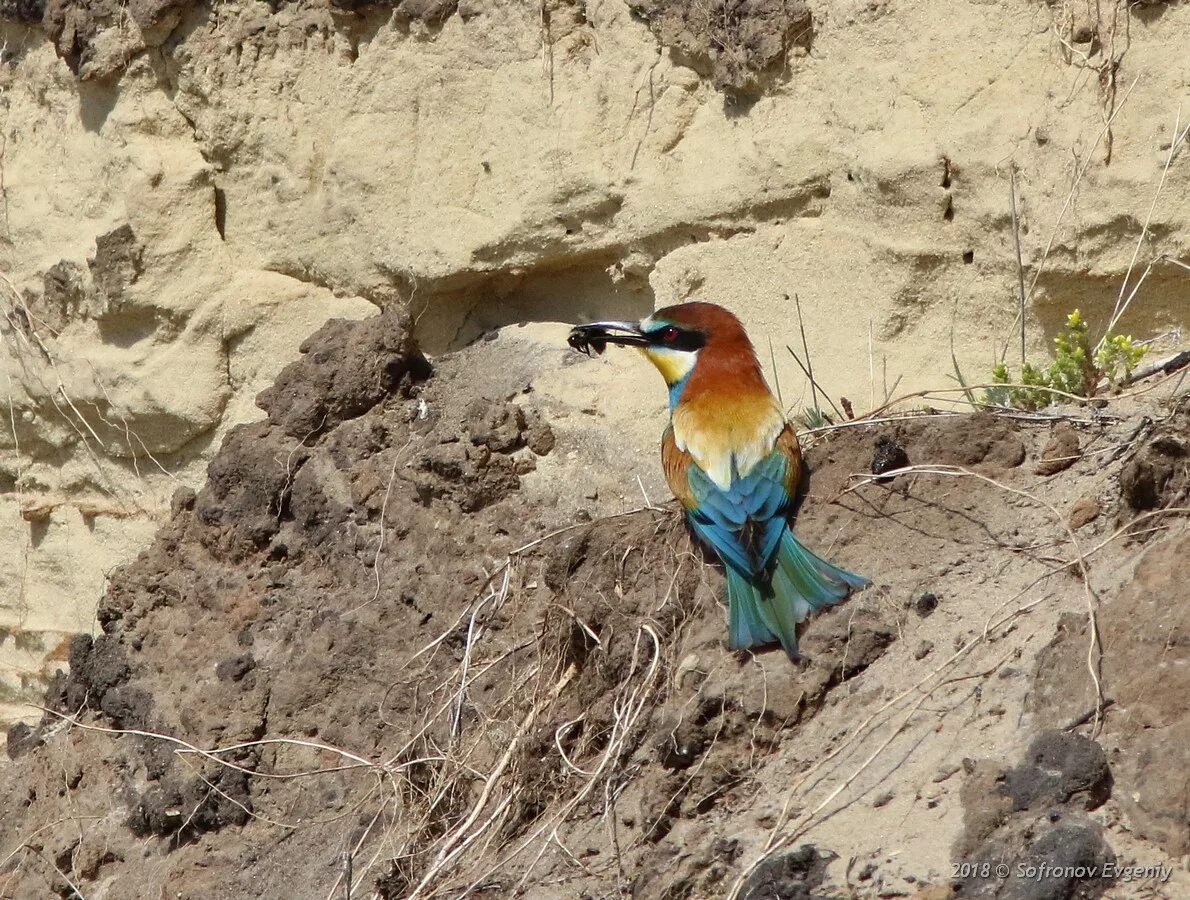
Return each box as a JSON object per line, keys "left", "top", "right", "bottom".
{"left": 660, "top": 326, "right": 680, "bottom": 343}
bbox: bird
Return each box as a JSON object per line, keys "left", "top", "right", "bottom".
{"left": 568, "top": 301, "right": 869, "bottom": 660}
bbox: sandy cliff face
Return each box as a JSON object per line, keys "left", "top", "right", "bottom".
{"left": 1, "top": 0, "right": 1188, "bottom": 716}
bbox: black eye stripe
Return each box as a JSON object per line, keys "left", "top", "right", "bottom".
{"left": 647, "top": 326, "right": 706, "bottom": 352}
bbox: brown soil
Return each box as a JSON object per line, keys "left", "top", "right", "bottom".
{"left": 1031, "top": 529, "right": 1190, "bottom": 860}
{"left": 628, "top": 0, "right": 813, "bottom": 98}
{"left": 2, "top": 310, "right": 1187, "bottom": 898}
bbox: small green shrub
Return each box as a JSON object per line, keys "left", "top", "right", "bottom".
{"left": 986, "top": 310, "right": 1145, "bottom": 411}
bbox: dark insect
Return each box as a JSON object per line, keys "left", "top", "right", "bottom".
{"left": 567, "top": 326, "right": 609, "bottom": 357}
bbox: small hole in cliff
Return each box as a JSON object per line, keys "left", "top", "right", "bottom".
{"left": 943, "top": 196, "right": 954, "bottom": 222}
{"left": 962, "top": 250, "right": 974, "bottom": 264}
{"left": 29, "top": 517, "right": 49, "bottom": 548}
{"left": 941, "top": 158, "right": 952, "bottom": 188}
{"left": 846, "top": 170, "right": 854, "bottom": 182}
{"left": 214, "top": 188, "right": 227, "bottom": 241}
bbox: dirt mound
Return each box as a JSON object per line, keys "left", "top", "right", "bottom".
{"left": 1118, "top": 407, "right": 1189, "bottom": 515}
{"left": 2, "top": 308, "right": 1187, "bottom": 898}
{"left": 956, "top": 730, "right": 1115, "bottom": 900}
{"left": 1031, "top": 530, "right": 1190, "bottom": 859}
{"left": 0, "top": 307, "right": 889, "bottom": 897}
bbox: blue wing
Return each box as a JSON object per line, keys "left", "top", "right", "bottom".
{"left": 686, "top": 449, "right": 792, "bottom": 578}
{"left": 677, "top": 443, "right": 870, "bottom": 658}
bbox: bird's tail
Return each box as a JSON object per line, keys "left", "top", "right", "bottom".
{"left": 726, "top": 530, "right": 869, "bottom": 660}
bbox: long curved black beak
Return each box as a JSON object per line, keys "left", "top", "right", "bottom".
{"left": 567, "top": 321, "right": 648, "bottom": 357}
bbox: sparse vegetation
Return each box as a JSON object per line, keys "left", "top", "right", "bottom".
{"left": 796, "top": 406, "right": 832, "bottom": 430}
{"left": 985, "top": 310, "right": 1146, "bottom": 411}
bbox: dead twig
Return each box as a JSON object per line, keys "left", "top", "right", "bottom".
{"left": 1120, "top": 349, "right": 1190, "bottom": 387}
{"left": 1011, "top": 167, "right": 1027, "bottom": 366}
{"left": 407, "top": 664, "right": 579, "bottom": 898}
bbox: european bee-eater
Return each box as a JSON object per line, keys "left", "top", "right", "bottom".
{"left": 568, "top": 302, "right": 869, "bottom": 659}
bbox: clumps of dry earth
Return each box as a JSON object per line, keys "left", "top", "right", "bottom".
{"left": 9, "top": 0, "right": 814, "bottom": 98}
{"left": 11, "top": 0, "right": 467, "bottom": 78}
{"left": 1, "top": 308, "right": 1188, "bottom": 898}
{"left": 627, "top": 0, "right": 813, "bottom": 99}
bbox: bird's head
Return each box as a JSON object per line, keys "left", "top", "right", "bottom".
{"left": 568, "top": 302, "right": 756, "bottom": 388}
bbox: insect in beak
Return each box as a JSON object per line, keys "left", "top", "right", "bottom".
{"left": 567, "top": 321, "right": 648, "bottom": 357}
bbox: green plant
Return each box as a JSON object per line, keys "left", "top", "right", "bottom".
{"left": 796, "top": 406, "right": 832, "bottom": 431}
{"left": 1096, "top": 333, "right": 1146, "bottom": 383}
{"left": 985, "top": 310, "right": 1145, "bottom": 411}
